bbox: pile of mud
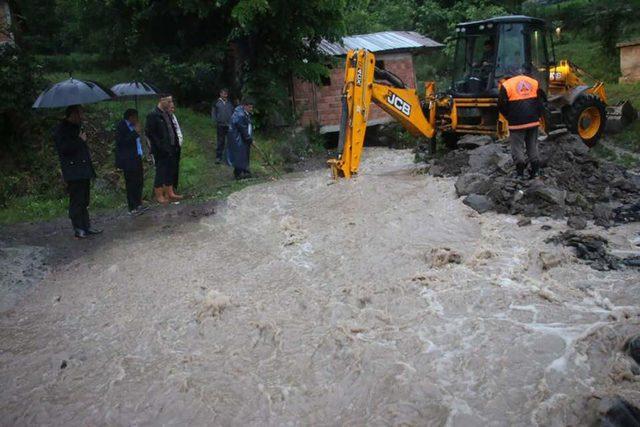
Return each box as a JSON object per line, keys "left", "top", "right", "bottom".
{"left": 424, "top": 134, "right": 640, "bottom": 227}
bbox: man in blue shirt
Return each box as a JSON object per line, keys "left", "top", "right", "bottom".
{"left": 115, "top": 109, "right": 148, "bottom": 215}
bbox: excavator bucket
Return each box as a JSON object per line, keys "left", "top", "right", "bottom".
{"left": 606, "top": 100, "right": 637, "bottom": 134}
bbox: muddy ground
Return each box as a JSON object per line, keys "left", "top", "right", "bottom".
{"left": 1, "top": 148, "right": 640, "bottom": 425}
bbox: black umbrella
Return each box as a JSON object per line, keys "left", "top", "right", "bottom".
{"left": 110, "top": 81, "right": 160, "bottom": 109}
{"left": 32, "top": 78, "right": 115, "bottom": 109}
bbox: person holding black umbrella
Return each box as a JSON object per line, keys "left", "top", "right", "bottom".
{"left": 53, "top": 105, "right": 103, "bottom": 238}
{"left": 115, "top": 109, "right": 148, "bottom": 215}
{"left": 145, "top": 95, "right": 183, "bottom": 203}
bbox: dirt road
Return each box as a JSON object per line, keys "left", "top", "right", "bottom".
{"left": 1, "top": 148, "right": 639, "bottom": 425}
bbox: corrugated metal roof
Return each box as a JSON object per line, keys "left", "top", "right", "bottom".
{"left": 318, "top": 31, "right": 443, "bottom": 56}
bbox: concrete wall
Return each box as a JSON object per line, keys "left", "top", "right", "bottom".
{"left": 292, "top": 52, "right": 417, "bottom": 133}
{"left": 619, "top": 41, "right": 640, "bottom": 83}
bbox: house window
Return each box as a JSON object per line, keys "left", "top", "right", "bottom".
{"left": 375, "top": 60, "right": 385, "bottom": 70}
{"left": 321, "top": 74, "right": 332, "bottom": 86}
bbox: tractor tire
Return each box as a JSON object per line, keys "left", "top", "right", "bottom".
{"left": 441, "top": 132, "right": 459, "bottom": 151}
{"left": 567, "top": 94, "right": 607, "bottom": 147}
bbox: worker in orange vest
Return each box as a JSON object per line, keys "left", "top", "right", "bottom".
{"left": 498, "top": 69, "right": 546, "bottom": 179}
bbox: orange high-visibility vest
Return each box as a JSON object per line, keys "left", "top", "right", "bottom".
{"left": 501, "top": 75, "right": 541, "bottom": 130}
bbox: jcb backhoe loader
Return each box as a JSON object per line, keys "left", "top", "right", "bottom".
{"left": 329, "top": 15, "right": 613, "bottom": 179}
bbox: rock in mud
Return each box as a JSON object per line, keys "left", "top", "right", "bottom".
{"left": 546, "top": 231, "right": 620, "bottom": 271}
{"left": 623, "top": 256, "right": 640, "bottom": 267}
{"left": 598, "top": 396, "right": 640, "bottom": 427}
{"left": 463, "top": 194, "right": 494, "bottom": 214}
{"left": 455, "top": 173, "right": 491, "bottom": 196}
{"left": 567, "top": 216, "right": 587, "bottom": 230}
{"left": 625, "top": 335, "right": 640, "bottom": 366}
{"left": 528, "top": 182, "right": 566, "bottom": 206}
{"left": 457, "top": 134, "right": 492, "bottom": 149}
{"left": 468, "top": 144, "right": 512, "bottom": 174}
{"left": 614, "top": 203, "right": 640, "bottom": 223}
{"left": 594, "top": 203, "right": 615, "bottom": 227}
{"left": 517, "top": 218, "right": 532, "bottom": 227}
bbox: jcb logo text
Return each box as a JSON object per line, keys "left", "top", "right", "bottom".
{"left": 387, "top": 92, "right": 411, "bottom": 116}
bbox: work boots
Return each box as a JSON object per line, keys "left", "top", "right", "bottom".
{"left": 515, "top": 162, "right": 526, "bottom": 179}
{"left": 165, "top": 185, "right": 184, "bottom": 201}
{"left": 154, "top": 186, "right": 169, "bottom": 204}
{"left": 530, "top": 161, "right": 540, "bottom": 180}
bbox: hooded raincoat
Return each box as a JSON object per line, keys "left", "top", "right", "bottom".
{"left": 227, "top": 105, "right": 253, "bottom": 171}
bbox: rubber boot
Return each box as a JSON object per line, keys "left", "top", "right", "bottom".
{"left": 529, "top": 161, "right": 540, "bottom": 180}
{"left": 515, "top": 162, "right": 526, "bottom": 179}
{"left": 165, "top": 185, "right": 183, "bottom": 201}
{"left": 154, "top": 186, "right": 169, "bottom": 204}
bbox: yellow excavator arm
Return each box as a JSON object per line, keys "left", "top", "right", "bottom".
{"left": 328, "top": 49, "right": 437, "bottom": 178}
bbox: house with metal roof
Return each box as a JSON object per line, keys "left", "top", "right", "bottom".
{"left": 292, "top": 31, "right": 443, "bottom": 133}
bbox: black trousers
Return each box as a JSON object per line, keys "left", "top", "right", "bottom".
{"left": 216, "top": 125, "right": 228, "bottom": 160}
{"left": 154, "top": 155, "right": 176, "bottom": 188}
{"left": 123, "top": 161, "right": 144, "bottom": 211}
{"left": 173, "top": 146, "right": 181, "bottom": 190}
{"left": 67, "top": 179, "right": 90, "bottom": 230}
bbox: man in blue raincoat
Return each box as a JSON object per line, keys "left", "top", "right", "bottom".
{"left": 227, "top": 97, "right": 255, "bottom": 179}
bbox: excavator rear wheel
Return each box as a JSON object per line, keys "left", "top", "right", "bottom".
{"left": 567, "top": 94, "right": 607, "bottom": 147}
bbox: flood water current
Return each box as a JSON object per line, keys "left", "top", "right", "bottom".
{"left": 1, "top": 148, "right": 639, "bottom": 426}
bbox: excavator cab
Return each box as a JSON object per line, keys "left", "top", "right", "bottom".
{"left": 440, "top": 16, "right": 554, "bottom": 144}
{"left": 451, "top": 16, "right": 551, "bottom": 98}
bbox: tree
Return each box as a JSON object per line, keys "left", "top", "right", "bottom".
{"left": 343, "top": 0, "right": 418, "bottom": 34}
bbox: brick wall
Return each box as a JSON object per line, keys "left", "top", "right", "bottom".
{"left": 293, "top": 52, "right": 417, "bottom": 132}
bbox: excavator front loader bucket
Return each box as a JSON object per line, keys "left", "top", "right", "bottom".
{"left": 606, "top": 100, "right": 637, "bottom": 134}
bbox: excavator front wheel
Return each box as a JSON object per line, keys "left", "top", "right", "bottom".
{"left": 568, "top": 94, "right": 607, "bottom": 147}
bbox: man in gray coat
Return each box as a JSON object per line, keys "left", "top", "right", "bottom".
{"left": 211, "top": 88, "right": 234, "bottom": 164}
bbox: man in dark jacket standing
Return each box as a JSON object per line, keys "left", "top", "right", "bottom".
{"left": 116, "top": 109, "right": 148, "bottom": 215}
{"left": 54, "top": 105, "right": 102, "bottom": 239}
{"left": 227, "top": 98, "right": 254, "bottom": 179}
{"left": 498, "top": 69, "right": 546, "bottom": 179}
{"left": 145, "top": 95, "right": 183, "bottom": 204}
{"left": 212, "top": 88, "right": 234, "bottom": 164}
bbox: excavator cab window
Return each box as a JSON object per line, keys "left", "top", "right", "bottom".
{"left": 529, "top": 26, "right": 549, "bottom": 92}
{"left": 451, "top": 26, "right": 498, "bottom": 96}
{"left": 494, "top": 23, "right": 526, "bottom": 79}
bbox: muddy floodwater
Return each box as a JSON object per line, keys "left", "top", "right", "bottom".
{"left": 1, "top": 148, "right": 639, "bottom": 426}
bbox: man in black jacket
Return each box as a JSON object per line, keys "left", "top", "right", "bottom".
{"left": 145, "top": 95, "right": 183, "bottom": 203}
{"left": 53, "top": 105, "right": 102, "bottom": 238}
{"left": 115, "top": 109, "right": 148, "bottom": 215}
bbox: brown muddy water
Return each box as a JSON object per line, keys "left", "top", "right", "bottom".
{"left": 1, "top": 148, "right": 639, "bottom": 426}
